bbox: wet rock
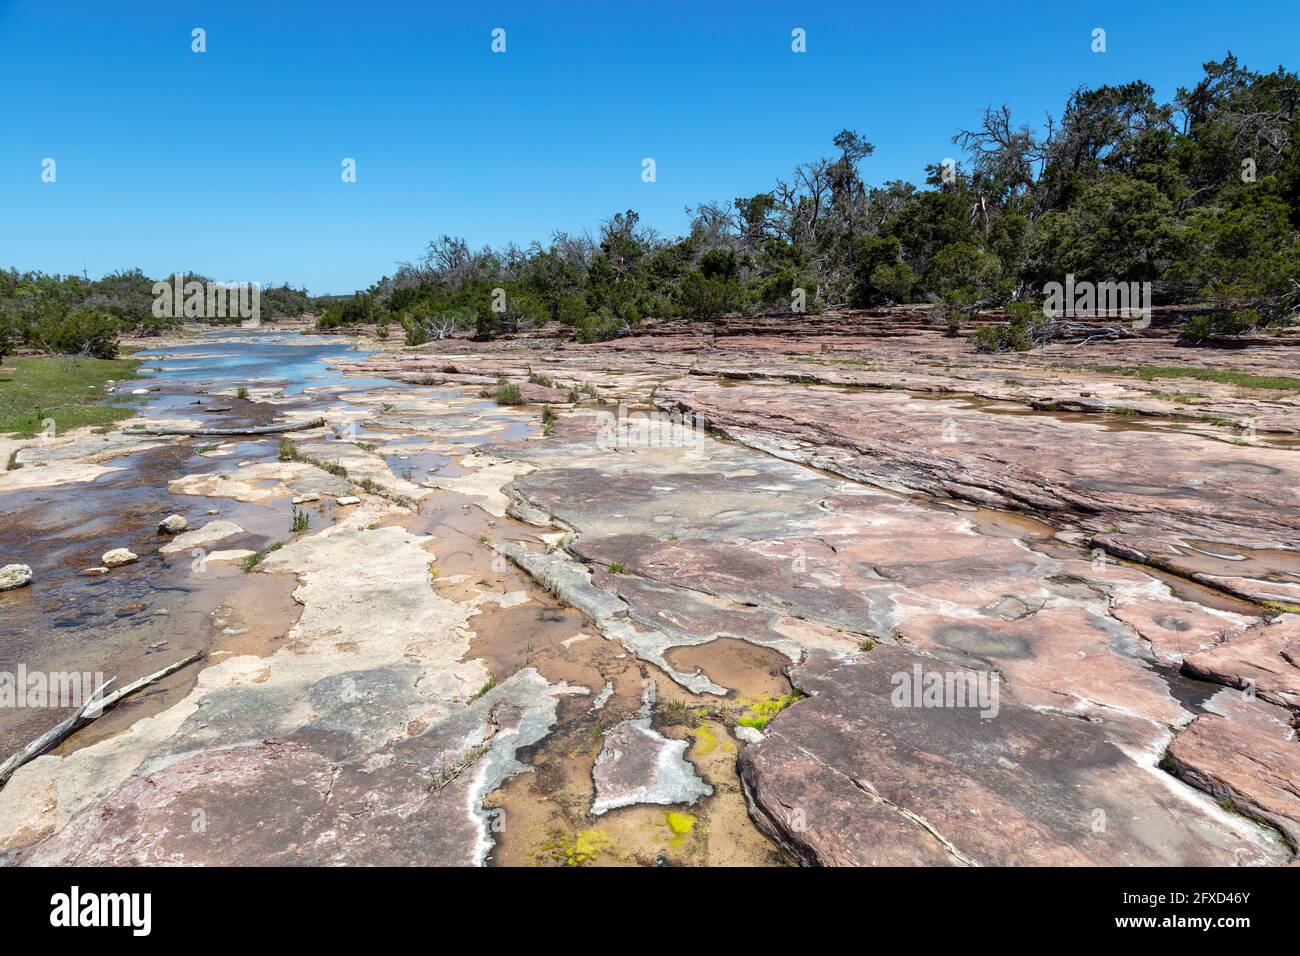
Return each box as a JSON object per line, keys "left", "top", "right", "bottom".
{"left": 202, "top": 549, "right": 256, "bottom": 564}
{"left": 292, "top": 493, "right": 321, "bottom": 504}
{"left": 738, "top": 647, "right": 1287, "bottom": 866}
{"left": 0, "top": 564, "right": 32, "bottom": 591}
{"left": 335, "top": 495, "right": 360, "bottom": 505}
{"left": 159, "top": 520, "right": 245, "bottom": 555}
{"left": 157, "top": 514, "right": 188, "bottom": 535}
{"left": 591, "top": 717, "right": 713, "bottom": 816}
{"left": 101, "top": 548, "right": 138, "bottom": 568}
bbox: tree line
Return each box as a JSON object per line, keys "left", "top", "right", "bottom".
{"left": 0, "top": 270, "right": 310, "bottom": 360}
{"left": 5, "top": 54, "right": 1297, "bottom": 358}
{"left": 341, "top": 54, "right": 1298, "bottom": 350}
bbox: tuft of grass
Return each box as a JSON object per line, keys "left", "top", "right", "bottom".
{"left": 291, "top": 507, "right": 309, "bottom": 533}
{"left": 278, "top": 438, "right": 299, "bottom": 461}
{"left": 241, "top": 542, "right": 283, "bottom": 572}
{"left": 235, "top": 385, "right": 250, "bottom": 400}
{"left": 491, "top": 379, "right": 523, "bottom": 406}
{"left": 606, "top": 561, "right": 629, "bottom": 574}
{"left": 859, "top": 638, "right": 877, "bottom": 651}
{"left": 468, "top": 676, "right": 498, "bottom": 703}
{"left": 5, "top": 449, "right": 20, "bottom": 471}
{"left": 541, "top": 404, "right": 557, "bottom": 436}
{"left": 0, "top": 355, "right": 142, "bottom": 437}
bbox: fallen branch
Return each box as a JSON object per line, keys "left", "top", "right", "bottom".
{"left": 0, "top": 652, "right": 204, "bottom": 788}
{"left": 124, "top": 417, "right": 325, "bottom": 437}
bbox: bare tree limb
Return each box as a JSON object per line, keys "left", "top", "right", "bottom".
{"left": 0, "top": 653, "right": 204, "bottom": 788}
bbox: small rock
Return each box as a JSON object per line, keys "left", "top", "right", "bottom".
{"left": 131, "top": 388, "right": 149, "bottom": 395}
{"left": 0, "top": 564, "right": 33, "bottom": 591}
{"left": 102, "top": 548, "right": 138, "bottom": 568}
{"left": 292, "top": 493, "right": 321, "bottom": 504}
{"left": 158, "top": 514, "right": 188, "bottom": 534}
{"left": 734, "top": 725, "right": 764, "bottom": 744}
{"left": 81, "top": 566, "right": 110, "bottom": 576}
{"left": 336, "top": 496, "right": 361, "bottom": 506}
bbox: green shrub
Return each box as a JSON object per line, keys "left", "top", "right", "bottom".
{"left": 34, "top": 309, "right": 120, "bottom": 359}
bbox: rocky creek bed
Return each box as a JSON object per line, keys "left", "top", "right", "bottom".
{"left": 1, "top": 318, "right": 1297, "bottom": 866}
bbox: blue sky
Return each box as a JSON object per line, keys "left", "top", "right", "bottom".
{"left": 1, "top": 0, "right": 1296, "bottom": 294}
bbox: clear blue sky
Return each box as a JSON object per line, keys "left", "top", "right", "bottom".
{"left": 1, "top": 0, "right": 1296, "bottom": 294}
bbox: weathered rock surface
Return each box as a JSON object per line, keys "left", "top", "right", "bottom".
{"left": 655, "top": 378, "right": 1300, "bottom": 604}
{"left": 739, "top": 647, "right": 1288, "bottom": 866}
{"left": 101, "top": 548, "right": 138, "bottom": 568}
{"left": 1182, "top": 615, "right": 1300, "bottom": 713}
{"left": 158, "top": 519, "right": 244, "bottom": 554}
{"left": 590, "top": 717, "right": 713, "bottom": 816}
{"left": 21, "top": 669, "right": 577, "bottom": 866}
{"left": 1166, "top": 710, "right": 1300, "bottom": 846}
{"left": 0, "top": 564, "right": 33, "bottom": 591}
{"left": 157, "top": 513, "right": 188, "bottom": 534}
{"left": 498, "top": 411, "right": 1250, "bottom": 742}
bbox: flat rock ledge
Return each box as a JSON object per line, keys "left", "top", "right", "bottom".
{"left": 590, "top": 717, "right": 713, "bottom": 816}
{"left": 738, "top": 647, "right": 1289, "bottom": 867}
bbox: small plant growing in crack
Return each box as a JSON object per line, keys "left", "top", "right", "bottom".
{"left": 290, "top": 507, "right": 309, "bottom": 533}
{"left": 606, "top": 561, "right": 629, "bottom": 574}
{"left": 241, "top": 542, "right": 283, "bottom": 573}
{"left": 468, "top": 676, "right": 497, "bottom": 703}
{"left": 428, "top": 744, "right": 491, "bottom": 793}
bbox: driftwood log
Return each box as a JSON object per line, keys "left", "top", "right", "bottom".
{"left": 0, "top": 652, "right": 204, "bottom": 788}
{"left": 124, "top": 417, "right": 325, "bottom": 437}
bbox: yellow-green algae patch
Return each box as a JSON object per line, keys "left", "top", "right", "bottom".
{"left": 737, "top": 693, "right": 803, "bottom": 730}
{"left": 665, "top": 811, "right": 697, "bottom": 848}
{"left": 537, "top": 828, "right": 616, "bottom": 866}
{"left": 687, "top": 723, "right": 717, "bottom": 755}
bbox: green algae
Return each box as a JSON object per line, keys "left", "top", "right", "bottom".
{"left": 737, "top": 693, "right": 803, "bottom": 730}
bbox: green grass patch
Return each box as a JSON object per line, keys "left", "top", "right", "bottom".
{"left": 241, "top": 541, "right": 283, "bottom": 573}
{"left": 0, "top": 355, "right": 142, "bottom": 436}
{"left": 468, "top": 676, "right": 497, "bottom": 703}
{"left": 490, "top": 380, "right": 523, "bottom": 406}
{"left": 1085, "top": 364, "right": 1300, "bottom": 392}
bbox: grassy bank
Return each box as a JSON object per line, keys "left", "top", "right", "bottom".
{"left": 0, "top": 354, "right": 142, "bottom": 437}
{"left": 1084, "top": 364, "right": 1300, "bottom": 392}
